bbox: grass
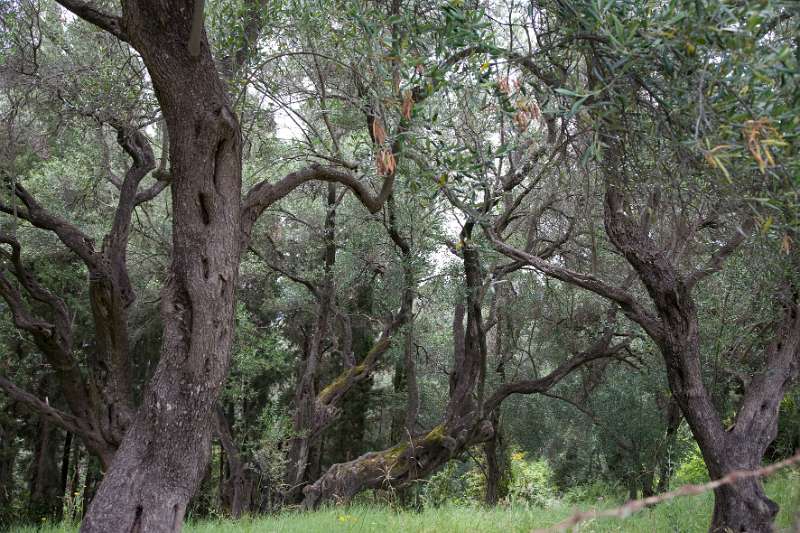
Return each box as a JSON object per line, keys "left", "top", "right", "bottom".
{"left": 13, "top": 471, "right": 799, "bottom": 533}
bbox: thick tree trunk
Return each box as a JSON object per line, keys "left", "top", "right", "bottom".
{"left": 80, "top": 2, "right": 242, "bottom": 531}
{"left": 644, "top": 316, "right": 785, "bottom": 533}
{"left": 602, "top": 186, "right": 800, "bottom": 532}
{"left": 710, "top": 475, "right": 778, "bottom": 533}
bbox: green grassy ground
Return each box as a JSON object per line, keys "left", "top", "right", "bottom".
{"left": 16, "top": 471, "right": 799, "bottom": 532}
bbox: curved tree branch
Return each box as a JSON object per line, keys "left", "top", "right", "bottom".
{"left": 485, "top": 326, "right": 631, "bottom": 412}
{"left": 484, "top": 227, "right": 664, "bottom": 343}
{"left": 54, "top": 0, "right": 127, "bottom": 42}
{"left": 241, "top": 164, "right": 394, "bottom": 246}
{"left": 0, "top": 375, "right": 86, "bottom": 437}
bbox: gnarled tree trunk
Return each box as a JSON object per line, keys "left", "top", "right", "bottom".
{"left": 76, "top": 1, "right": 243, "bottom": 530}
{"left": 603, "top": 186, "right": 800, "bottom": 532}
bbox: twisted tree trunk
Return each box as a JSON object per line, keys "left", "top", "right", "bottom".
{"left": 603, "top": 187, "right": 800, "bottom": 532}
{"left": 65, "top": 1, "right": 243, "bottom": 530}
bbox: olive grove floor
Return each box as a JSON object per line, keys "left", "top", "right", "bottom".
{"left": 18, "top": 471, "right": 800, "bottom": 533}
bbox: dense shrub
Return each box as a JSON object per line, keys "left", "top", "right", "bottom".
{"left": 421, "top": 450, "right": 555, "bottom": 507}
{"left": 673, "top": 444, "right": 709, "bottom": 486}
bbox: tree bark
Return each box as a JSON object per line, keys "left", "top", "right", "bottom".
{"left": 75, "top": 1, "right": 243, "bottom": 530}
{"left": 602, "top": 188, "right": 799, "bottom": 532}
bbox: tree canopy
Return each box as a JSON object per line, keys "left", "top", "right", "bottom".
{"left": 0, "top": 0, "right": 798, "bottom": 531}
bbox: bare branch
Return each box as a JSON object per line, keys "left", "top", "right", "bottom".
{"left": 484, "top": 227, "right": 664, "bottom": 342}
{"left": 133, "top": 178, "right": 170, "bottom": 205}
{"left": 686, "top": 217, "right": 754, "bottom": 289}
{"left": 241, "top": 164, "right": 394, "bottom": 246}
{"left": 0, "top": 181, "right": 97, "bottom": 268}
{"left": 485, "top": 326, "right": 631, "bottom": 412}
{"left": 0, "top": 375, "right": 87, "bottom": 437}
{"left": 0, "top": 233, "right": 70, "bottom": 336}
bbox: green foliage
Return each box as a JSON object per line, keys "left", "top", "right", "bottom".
{"left": 562, "top": 480, "right": 623, "bottom": 506}
{"left": 22, "top": 470, "right": 800, "bottom": 532}
{"left": 2, "top": 0, "right": 800, "bottom": 528}
{"left": 771, "top": 390, "right": 800, "bottom": 461}
{"left": 673, "top": 444, "right": 710, "bottom": 486}
{"left": 421, "top": 460, "right": 465, "bottom": 508}
{"left": 421, "top": 451, "right": 555, "bottom": 508}
{"left": 251, "top": 405, "right": 291, "bottom": 489}
{"left": 505, "top": 451, "right": 555, "bottom": 507}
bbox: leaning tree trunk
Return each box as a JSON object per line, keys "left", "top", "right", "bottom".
{"left": 80, "top": 2, "right": 242, "bottom": 531}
